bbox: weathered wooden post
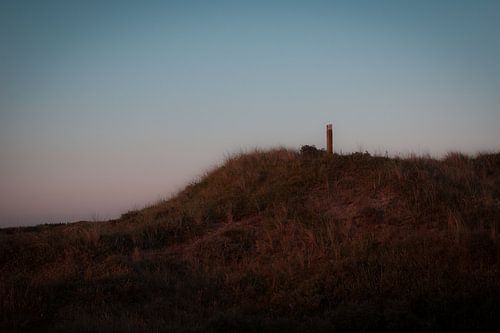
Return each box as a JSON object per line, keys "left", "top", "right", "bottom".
{"left": 326, "top": 123, "right": 333, "bottom": 154}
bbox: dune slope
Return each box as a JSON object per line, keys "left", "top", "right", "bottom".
{"left": 1, "top": 149, "right": 499, "bottom": 331}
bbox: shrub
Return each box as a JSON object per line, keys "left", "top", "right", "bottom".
{"left": 300, "top": 145, "right": 324, "bottom": 157}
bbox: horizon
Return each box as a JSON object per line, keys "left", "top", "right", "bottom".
{"left": 1, "top": 0, "right": 500, "bottom": 227}
{"left": 1, "top": 148, "right": 497, "bottom": 228}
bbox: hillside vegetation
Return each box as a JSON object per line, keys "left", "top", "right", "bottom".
{"left": 1, "top": 149, "right": 499, "bottom": 332}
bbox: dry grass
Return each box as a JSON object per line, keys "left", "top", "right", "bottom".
{"left": 1, "top": 149, "right": 499, "bottom": 332}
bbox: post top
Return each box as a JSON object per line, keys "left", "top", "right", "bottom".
{"left": 326, "top": 124, "right": 332, "bottom": 130}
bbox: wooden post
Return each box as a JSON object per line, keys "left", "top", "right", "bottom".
{"left": 326, "top": 123, "right": 333, "bottom": 154}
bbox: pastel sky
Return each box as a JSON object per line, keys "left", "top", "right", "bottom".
{"left": 1, "top": 0, "right": 499, "bottom": 227}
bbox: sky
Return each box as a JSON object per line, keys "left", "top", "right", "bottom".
{"left": 1, "top": 0, "right": 499, "bottom": 227}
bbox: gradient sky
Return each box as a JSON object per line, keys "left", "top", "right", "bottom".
{"left": 1, "top": 0, "right": 499, "bottom": 227}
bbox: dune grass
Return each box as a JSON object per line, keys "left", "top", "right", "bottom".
{"left": 1, "top": 149, "right": 499, "bottom": 332}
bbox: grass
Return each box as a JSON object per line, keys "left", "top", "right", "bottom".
{"left": 0, "top": 148, "right": 499, "bottom": 332}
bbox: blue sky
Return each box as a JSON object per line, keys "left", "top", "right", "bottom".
{"left": 1, "top": 0, "right": 499, "bottom": 226}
